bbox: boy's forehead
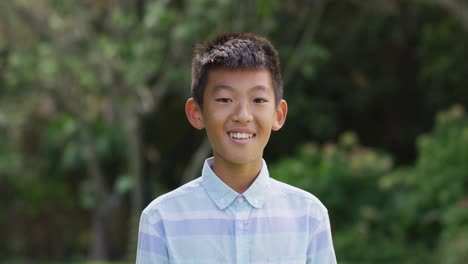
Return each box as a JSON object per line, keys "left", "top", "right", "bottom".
{"left": 205, "top": 68, "right": 274, "bottom": 93}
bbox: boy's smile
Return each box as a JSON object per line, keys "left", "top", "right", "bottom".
{"left": 186, "top": 68, "right": 287, "bottom": 184}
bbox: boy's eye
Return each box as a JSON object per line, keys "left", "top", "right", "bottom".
{"left": 253, "top": 98, "right": 268, "bottom": 103}
{"left": 216, "top": 98, "right": 232, "bottom": 103}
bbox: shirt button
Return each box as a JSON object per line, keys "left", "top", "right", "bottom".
{"left": 238, "top": 197, "right": 244, "bottom": 204}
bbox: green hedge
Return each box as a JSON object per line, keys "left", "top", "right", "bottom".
{"left": 270, "top": 105, "right": 468, "bottom": 263}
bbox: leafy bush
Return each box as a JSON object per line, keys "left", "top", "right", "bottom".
{"left": 270, "top": 131, "right": 397, "bottom": 262}
{"left": 270, "top": 105, "right": 468, "bottom": 263}
{"left": 383, "top": 104, "right": 468, "bottom": 264}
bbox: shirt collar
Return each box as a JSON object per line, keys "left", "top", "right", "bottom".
{"left": 201, "top": 157, "right": 270, "bottom": 210}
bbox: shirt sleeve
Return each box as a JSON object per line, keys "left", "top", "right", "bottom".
{"left": 136, "top": 211, "right": 169, "bottom": 264}
{"left": 306, "top": 211, "right": 337, "bottom": 264}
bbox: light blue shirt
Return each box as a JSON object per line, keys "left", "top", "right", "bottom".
{"left": 136, "top": 157, "right": 337, "bottom": 263}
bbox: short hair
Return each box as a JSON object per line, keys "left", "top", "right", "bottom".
{"left": 191, "top": 32, "right": 283, "bottom": 108}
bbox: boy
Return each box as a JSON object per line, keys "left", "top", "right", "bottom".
{"left": 136, "top": 33, "right": 336, "bottom": 263}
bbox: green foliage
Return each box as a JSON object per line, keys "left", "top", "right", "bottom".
{"left": 271, "top": 105, "right": 468, "bottom": 263}
{"left": 2, "top": 0, "right": 468, "bottom": 262}
{"left": 385, "top": 105, "right": 468, "bottom": 263}
{"left": 270, "top": 132, "right": 397, "bottom": 262}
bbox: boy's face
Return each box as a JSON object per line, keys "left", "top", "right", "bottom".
{"left": 186, "top": 68, "right": 287, "bottom": 167}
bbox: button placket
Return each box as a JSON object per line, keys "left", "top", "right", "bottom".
{"left": 237, "top": 219, "right": 249, "bottom": 230}
{"left": 232, "top": 200, "right": 252, "bottom": 264}
{"left": 235, "top": 200, "right": 250, "bottom": 231}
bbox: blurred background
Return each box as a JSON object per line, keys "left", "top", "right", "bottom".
{"left": 1, "top": 0, "right": 467, "bottom": 263}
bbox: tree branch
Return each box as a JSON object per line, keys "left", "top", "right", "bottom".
{"left": 10, "top": 2, "right": 52, "bottom": 41}
{"left": 434, "top": 0, "right": 468, "bottom": 31}
{"left": 282, "top": 0, "right": 327, "bottom": 87}
{"left": 181, "top": 136, "right": 212, "bottom": 184}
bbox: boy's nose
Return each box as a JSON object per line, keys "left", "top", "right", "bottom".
{"left": 233, "top": 101, "right": 252, "bottom": 123}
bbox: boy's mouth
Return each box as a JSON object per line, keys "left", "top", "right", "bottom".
{"left": 228, "top": 132, "right": 256, "bottom": 139}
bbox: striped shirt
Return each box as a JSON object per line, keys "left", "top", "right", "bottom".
{"left": 136, "top": 157, "right": 337, "bottom": 264}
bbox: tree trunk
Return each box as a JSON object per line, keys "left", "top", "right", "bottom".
{"left": 124, "top": 110, "right": 144, "bottom": 261}
{"left": 80, "top": 124, "right": 111, "bottom": 260}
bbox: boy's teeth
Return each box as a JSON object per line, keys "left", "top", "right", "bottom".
{"left": 230, "top": 132, "right": 254, "bottom": 139}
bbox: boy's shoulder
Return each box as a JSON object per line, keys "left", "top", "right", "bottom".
{"left": 268, "top": 177, "right": 328, "bottom": 213}
{"left": 142, "top": 177, "right": 204, "bottom": 215}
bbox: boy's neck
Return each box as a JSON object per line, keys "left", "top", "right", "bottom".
{"left": 211, "top": 157, "right": 263, "bottom": 194}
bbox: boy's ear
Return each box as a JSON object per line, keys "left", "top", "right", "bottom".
{"left": 272, "top": 99, "right": 288, "bottom": 131}
{"left": 185, "top": 98, "right": 205, "bottom": 130}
